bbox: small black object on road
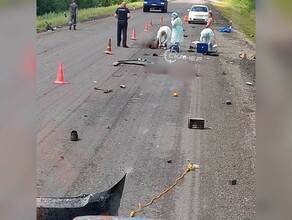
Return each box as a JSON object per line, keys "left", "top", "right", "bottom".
{"left": 229, "top": 180, "right": 237, "bottom": 185}
{"left": 225, "top": 100, "right": 232, "bottom": 105}
{"left": 70, "top": 130, "right": 79, "bottom": 141}
{"left": 188, "top": 118, "right": 205, "bottom": 129}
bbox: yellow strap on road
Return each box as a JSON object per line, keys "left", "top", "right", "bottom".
{"left": 130, "top": 163, "right": 198, "bottom": 218}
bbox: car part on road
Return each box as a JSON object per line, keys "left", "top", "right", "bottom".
{"left": 37, "top": 175, "right": 126, "bottom": 220}
{"left": 113, "top": 58, "right": 149, "bottom": 67}
{"left": 70, "top": 130, "right": 79, "bottom": 141}
{"left": 45, "top": 21, "right": 54, "bottom": 31}
{"left": 188, "top": 118, "right": 205, "bottom": 129}
{"left": 225, "top": 100, "right": 232, "bottom": 105}
{"left": 229, "top": 180, "right": 237, "bottom": 185}
{"left": 129, "top": 163, "right": 199, "bottom": 218}
{"left": 203, "top": 51, "right": 220, "bottom": 56}
{"left": 94, "top": 87, "right": 113, "bottom": 94}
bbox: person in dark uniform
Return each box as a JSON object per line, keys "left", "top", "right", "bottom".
{"left": 69, "top": 0, "right": 78, "bottom": 30}
{"left": 114, "top": 2, "right": 131, "bottom": 48}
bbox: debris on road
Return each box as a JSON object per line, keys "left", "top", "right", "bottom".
{"left": 196, "top": 73, "right": 200, "bottom": 77}
{"left": 229, "top": 180, "right": 237, "bottom": 185}
{"left": 37, "top": 175, "right": 126, "bottom": 218}
{"left": 70, "top": 130, "right": 79, "bottom": 141}
{"left": 188, "top": 118, "right": 205, "bottom": 129}
{"left": 93, "top": 81, "right": 97, "bottom": 83}
{"left": 251, "top": 54, "right": 256, "bottom": 60}
{"left": 120, "top": 85, "right": 126, "bottom": 89}
{"left": 84, "top": 115, "right": 88, "bottom": 117}
{"left": 153, "top": 53, "right": 158, "bottom": 56}
{"left": 246, "top": 82, "right": 253, "bottom": 86}
{"left": 60, "top": 156, "right": 64, "bottom": 160}
{"left": 225, "top": 100, "right": 232, "bottom": 105}
{"left": 106, "top": 126, "right": 111, "bottom": 129}
{"left": 222, "top": 71, "right": 226, "bottom": 75}
{"left": 94, "top": 87, "right": 113, "bottom": 93}
{"left": 239, "top": 52, "right": 247, "bottom": 59}
{"left": 103, "top": 89, "right": 113, "bottom": 94}
{"left": 167, "top": 160, "right": 172, "bottom": 163}
{"left": 172, "top": 92, "right": 179, "bottom": 97}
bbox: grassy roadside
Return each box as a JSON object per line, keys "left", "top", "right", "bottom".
{"left": 211, "top": 1, "right": 256, "bottom": 43}
{"left": 37, "top": 2, "right": 143, "bottom": 32}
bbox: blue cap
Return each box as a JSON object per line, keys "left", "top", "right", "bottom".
{"left": 171, "top": 12, "right": 178, "bottom": 18}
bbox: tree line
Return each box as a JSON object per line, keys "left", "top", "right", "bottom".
{"left": 37, "top": 0, "right": 136, "bottom": 16}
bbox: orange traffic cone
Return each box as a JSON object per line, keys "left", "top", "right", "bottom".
{"left": 105, "top": 39, "right": 113, "bottom": 55}
{"left": 149, "top": 18, "right": 153, "bottom": 26}
{"left": 184, "top": 15, "right": 189, "bottom": 22}
{"left": 54, "top": 62, "right": 67, "bottom": 84}
{"left": 160, "top": 16, "right": 163, "bottom": 24}
{"left": 131, "top": 29, "right": 137, "bottom": 40}
{"left": 144, "top": 23, "right": 149, "bottom": 32}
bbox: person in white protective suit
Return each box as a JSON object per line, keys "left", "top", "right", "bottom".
{"left": 200, "top": 28, "right": 214, "bottom": 44}
{"left": 170, "top": 12, "right": 184, "bottom": 46}
{"left": 156, "top": 26, "right": 171, "bottom": 48}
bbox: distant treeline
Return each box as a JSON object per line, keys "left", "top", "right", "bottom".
{"left": 37, "top": 0, "right": 137, "bottom": 15}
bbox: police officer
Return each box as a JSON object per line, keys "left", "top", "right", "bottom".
{"left": 114, "top": 2, "right": 131, "bottom": 48}
{"left": 69, "top": 0, "right": 78, "bottom": 30}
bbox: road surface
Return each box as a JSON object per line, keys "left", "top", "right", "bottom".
{"left": 37, "top": 0, "right": 256, "bottom": 219}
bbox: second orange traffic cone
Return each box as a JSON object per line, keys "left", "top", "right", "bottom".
{"left": 54, "top": 62, "right": 67, "bottom": 84}
{"left": 105, "top": 39, "right": 113, "bottom": 55}
{"left": 144, "top": 23, "right": 149, "bottom": 32}
{"left": 131, "top": 29, "right": 137, "bottom": 40}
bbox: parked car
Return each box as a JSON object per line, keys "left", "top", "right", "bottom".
{"left": 143, "top": 0, "right": 168, "bottom": 13}
{"left": 187, "top": 5, "right": 209, "bottom": 24}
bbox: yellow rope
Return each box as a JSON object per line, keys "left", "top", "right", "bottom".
{"left": 130, "top": 163, "right": 198, "bottom": 218}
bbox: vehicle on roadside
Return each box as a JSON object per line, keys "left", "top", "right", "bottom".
{"left": 143, "top": 0, "right": 168, "bottom": 13}
{"left": 187, "top": 5, "right": 209, "bottom": 24}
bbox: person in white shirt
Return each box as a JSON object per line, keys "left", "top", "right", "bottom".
{"left": 156, "top": 26, "right": 171, "bottom": 48}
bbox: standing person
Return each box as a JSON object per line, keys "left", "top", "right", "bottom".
{"left": 156, "top": 26, "right": 171, "bottom": 48}
{"left": 115, "top": 2, "right": 131, "bottom": 48}
{"left": 205, "top": 11, "right": 213, "bottom": 29}
{"left": 170, "top": 12, "right": 184, "bottom": 47}
{"left": 69, "top": 0, "right": 78, "bottom": 30}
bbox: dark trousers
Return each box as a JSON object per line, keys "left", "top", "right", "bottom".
{"left": 70, "top": 13, "right": 77, "bottom": 28}
{"left": 117, "top": 20, "right": 128, "bottom": 46}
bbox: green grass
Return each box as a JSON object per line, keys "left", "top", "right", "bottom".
{"left": 212, "top": 1, "right": 256, "bottom": 43}
{"left": 37, "top": 2, "right": 143, "bottom": 32}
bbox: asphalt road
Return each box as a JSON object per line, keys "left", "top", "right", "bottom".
{"left": 36, "top": 0, "right": 256, "bottom": 219}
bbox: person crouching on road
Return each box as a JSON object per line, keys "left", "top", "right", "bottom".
{"left": 170, "top": 12, "right": 184, "bottom": 47}
{"left": 156, "top": 26, "right": 171, "bottom": 48}
{"left": 69, "top": 0, "right": 78, "bottom": 30}
{"left": 115, "top": 2, "right": 131, "bottom": 48}
{"left": 200, "top": 28, "right": 214, "bottom": 44}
